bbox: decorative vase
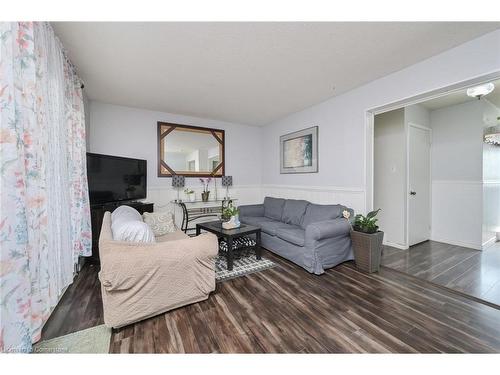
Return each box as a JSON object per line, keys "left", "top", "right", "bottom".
{"left": 189, "top": 194, "right": 196, "bottom": 202}
{"left": 222, "top": 215, "right": 241, "bottom": 230}
{"left": 201, "top": 191, "right": 210, "bottom": 202}
{"left": 351, "top": 230, "right": 384, "bottom": 273}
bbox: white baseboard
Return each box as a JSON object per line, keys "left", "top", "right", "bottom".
{"left": 383, "top": 241, "right": 408, "bottom": 250}
{"left": 430, "top": 236, "right": 482, "bottom": 251}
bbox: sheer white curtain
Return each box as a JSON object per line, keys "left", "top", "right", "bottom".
{"left": 0, "top": 22, "right": 92, "bottom": 353}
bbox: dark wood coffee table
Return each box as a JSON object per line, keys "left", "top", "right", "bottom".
{"left": 196, "top": 221, "right": 262, "bottom": 271}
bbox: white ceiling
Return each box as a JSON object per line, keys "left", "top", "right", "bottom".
{"left": 420, "top": 79, "right": 500, "bottom": 111}
{"left": 53, "top": 22, "right": 500, "bottom": 126}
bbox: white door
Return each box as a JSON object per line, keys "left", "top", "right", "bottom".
{"left": 408, "top": 124, "right": 431, "bottom": 246}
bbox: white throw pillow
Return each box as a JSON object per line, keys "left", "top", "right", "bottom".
{"left": 111, "top": 205, "right": 142, "bottom": 224}
{"left": 111, "top": 206, "right": 155, "bottom": 243}
{"left": 143, "top": 211, "right": 177, "bottom": 237}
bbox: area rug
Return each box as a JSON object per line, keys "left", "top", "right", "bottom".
{"left": 33, "top": 325, "right": 111, "bottom": 354}
{"left": 215, "top": 249, "right": 277, "bottom": 282}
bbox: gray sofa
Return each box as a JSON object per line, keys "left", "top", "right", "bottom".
{"left": 239, "top": 197, "right": 354, "bottom": 274}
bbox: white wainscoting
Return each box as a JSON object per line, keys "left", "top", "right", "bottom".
{"left": 431, "top": 180, "right": 483, "bottom": 250}
{"left": 261, "top": 184, "right": 366, "bottom": 214}
{"left": 146, "top": 184, "right": 262, "bottom": 227}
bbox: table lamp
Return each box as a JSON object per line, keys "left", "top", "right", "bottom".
{"left": 222, "top": 176, "right": 233, "bottom": 199}
{"left": 172, "top": 175, "right": 185, "bottom": 202}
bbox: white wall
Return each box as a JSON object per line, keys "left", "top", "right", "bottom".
{"left": 374, "top": 109, "right": 406, "bottom": 247}
{"left": 429, "top": 101, "right": 484, "bottom": 249}
{"left": 88, "top": 101, "right": 263, "bottom": 211}
{"left": 260, "top": 30, "right": 500, "bottom": 216}
{"left": 431, "top": 101, "right": 484, "bottom": 182}
{"left": 405, "top": 103, "right": 430, "bottom": 129}
{"left": 429, "top": 99, "right": 500, "bottom": 250}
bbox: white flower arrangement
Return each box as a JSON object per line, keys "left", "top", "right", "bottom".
{"left": 343, "top": 209, "right": 353, "bottom": 230}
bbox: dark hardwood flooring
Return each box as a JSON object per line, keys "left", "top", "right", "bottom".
{"left": 41, "top": 249, "right": 500, "bottom": 353}
{"left": 381, "top": 241, "right": 500, "bottom": 306}
{"left": 41, "top": 263, "right": 104, "bottom": 340}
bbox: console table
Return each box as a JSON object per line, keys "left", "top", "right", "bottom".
{"left": 172, "top": 199, "right": 237, "bottom": 234}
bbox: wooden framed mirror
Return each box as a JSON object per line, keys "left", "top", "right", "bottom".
{"left": 157, "top": 122, "right": 225, "bottom": 177}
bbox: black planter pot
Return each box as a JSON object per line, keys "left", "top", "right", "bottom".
{"left": 351, "top": 230, "right": 384, "bottom": 273}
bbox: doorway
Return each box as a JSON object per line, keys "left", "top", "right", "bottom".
{"left": 370, "top": 77, "right": 500, "bottom": 307}
{"left": 373, "top": 112, "right": 431, "bottom": 249}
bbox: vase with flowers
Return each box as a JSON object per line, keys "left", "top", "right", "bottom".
{"left": 221, "top": 200, "right": 240, "bottom": 229}
{"left": 199, "top": 177, "right": 212, "bottom": 202}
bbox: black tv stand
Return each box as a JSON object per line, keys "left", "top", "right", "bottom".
{"left": 89, "top": 200, "right": 154, "bottom": 264}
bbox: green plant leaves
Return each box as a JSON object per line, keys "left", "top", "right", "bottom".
{"left": 366, "top": 208, "right": 381, "bottom": 219}
{"left": 353, "top": 208, "right": 381, "bottom": 234}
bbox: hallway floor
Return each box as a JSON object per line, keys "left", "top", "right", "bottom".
{"left": 382, "top": 240, "right": 500, "bottom": 307}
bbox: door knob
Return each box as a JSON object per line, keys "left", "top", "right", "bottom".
{"left": 410, "top": 191, "right": 416, "bottom": 195}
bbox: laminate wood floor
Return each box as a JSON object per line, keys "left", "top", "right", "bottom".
{"left": 42, "top": 249, "right": 500, "bottom": 353}
{"left": 381, "top": 241, "right": 500, "bottom": 306}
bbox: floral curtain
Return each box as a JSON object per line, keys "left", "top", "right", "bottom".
{"left": 0, "top": 22, "right": 92, "bottom": 353}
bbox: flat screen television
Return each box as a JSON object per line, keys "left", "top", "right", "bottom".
{"left": 87, "top": 153, "right": 147, "bottom": 205}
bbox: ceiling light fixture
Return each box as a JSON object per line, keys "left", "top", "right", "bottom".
{"left": 484, "top": 123, "right": 500, "bottom": 146}
{"left": 466, "top": 82, "right": 495, "bottom": 99}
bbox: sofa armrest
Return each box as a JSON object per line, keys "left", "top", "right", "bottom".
{"left": 99, "top": 233, "right": 218, "bottom": 292}
{"left": 238, "top": 204, "right": 264, "bottom": 217}
{"left": 306, "top": 218, "right": 351, "bottom": 242}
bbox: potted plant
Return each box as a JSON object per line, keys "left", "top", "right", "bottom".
{"left": 184, "top": 188, "right": 195, "bottom": 202}
{"left": 349, "top": 209, "right": 384, "bottom": 273}
{"left": 199, "top": 177, "right": 212, "bottom": 202}
{"left": 221, "top": 200, "right": 240, "bottom": 229}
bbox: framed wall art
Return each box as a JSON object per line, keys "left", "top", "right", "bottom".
{"left": 280, "top": 126, "right": 318, "bottom": 174}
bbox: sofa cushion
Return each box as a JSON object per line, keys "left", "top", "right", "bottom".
{"left": 263, "top": 197, "right": 286, "bottom": 221}
{"left": 240, "top": 216, "right": 276, "bottom": 228}
{"left": 276, "top": 226, "right": 306, "bottom": 247}
{"left": 282, "top": 199, "right": 309, "bottom": 226}
{"left": 301, "top": 204, "right": 344, "bottom": 229}
{"left": 262, "top": 221, "right": 296, "bottom": 236}
{"left": 240, "top": 216, "right": 291, "bottom": 236}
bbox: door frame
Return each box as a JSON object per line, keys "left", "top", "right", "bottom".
{"left": 364, "top": 71, "right": 500, "bottom": 250}
{"left": 406, "top": 122, "right": 432, "bottom": 247}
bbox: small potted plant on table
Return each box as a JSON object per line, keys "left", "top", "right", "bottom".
{"left": 350, "top": 209, "right": 384, "bottom": 273}
{"left": 221, "top": 200, "right": 240, "bottom": 230}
